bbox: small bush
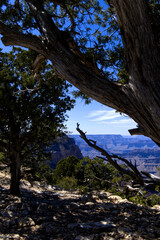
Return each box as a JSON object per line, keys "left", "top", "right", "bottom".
{"left": 57, "top": 176, "right": 78, "bottom": 190}
{"left": 146, "top": 194, "right": 160, "bottom": 207}
{"left": 35, "top": 163, "right": 55, "bottom": 184}
{"left": 37, "top": 155, "right": 160, "bottom": 207}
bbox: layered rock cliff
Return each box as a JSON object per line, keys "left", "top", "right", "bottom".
{"left": 48, "top": 134, "right": 83, "bottom": 169}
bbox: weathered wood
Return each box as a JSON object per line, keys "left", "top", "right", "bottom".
{"left": 141, "top": 171, "right": 160, "bottom": 185}
{"left": 112, "top": 0, "right": 160, "bottom": 144}
{"left": 76, "top": 124, "right": 144, "bottom": 185}
{"left": 76, "top": 124, "right": 160, "bottom": 190}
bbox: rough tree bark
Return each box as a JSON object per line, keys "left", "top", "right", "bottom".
{"left": 0, "top": 0, "right": 160, "bottom": 144}
{"left": 10, "top": 143, "right": 21, "bottom": 195}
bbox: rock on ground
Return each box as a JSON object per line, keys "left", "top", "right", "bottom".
{"left": 0, "top": 172, "right": 160, "bottom": 240}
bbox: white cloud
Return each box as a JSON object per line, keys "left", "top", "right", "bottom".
{"left": 87, "top": 110, "right": 108, "bottom": 118}
{"left": 88, "top": 110, "right": 122, "bottom": 122}
{"left": 87, "top": 110, "right": 136, "bottom": 128}
{"left": 110, "top": 119, "right": 134, "bottom": 124}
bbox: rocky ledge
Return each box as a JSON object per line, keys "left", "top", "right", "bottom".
{"left": 0, "top": 173, "right": 160, "bottom": 240}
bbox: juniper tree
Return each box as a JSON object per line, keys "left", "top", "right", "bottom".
{"left": 0, "top": 1, "right": 160, "bottom": 144}
{"left": 0, "top": 48, "right": 74, "bottom": 195}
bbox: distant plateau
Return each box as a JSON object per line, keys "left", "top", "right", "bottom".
{"left": 48, "top": 134, "right": 160, "bottom": 175}
{"left": 70, "top": 134, "right": 160, "bottom": 175}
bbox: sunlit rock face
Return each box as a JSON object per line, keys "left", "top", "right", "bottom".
{"left": 48, "top": 134, "right": 83, "bottom": 168}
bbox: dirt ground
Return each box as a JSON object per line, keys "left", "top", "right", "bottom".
{"left": 0, "top": 171, "right": 160, "bottom": 240}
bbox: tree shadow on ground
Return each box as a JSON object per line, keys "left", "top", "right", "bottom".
{"left": 0, "top": 182, "right": 160, "bottom": 240}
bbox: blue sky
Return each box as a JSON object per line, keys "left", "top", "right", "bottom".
{"left": 66, "top": 96, "right": 137, "bottom": 135}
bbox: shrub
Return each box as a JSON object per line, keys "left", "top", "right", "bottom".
{"left": 57, "top": 176, "right": 78, "bottom": 190}
{"left": 53, "top": 156, "right": 80, "bottom": 183}
{"left": 35, "top": 163, "right": 55, "bottom": 184}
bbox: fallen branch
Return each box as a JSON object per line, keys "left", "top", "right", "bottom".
{"left": 76, "top": 123, "right": 144, "bottom": 185}
{"left": 141, "top": 171, "right": 160, "bottom": 185}
{"left": 117, "top": 181, "right": 143, "bottom": 196}
{"left": 76, "top": 124, "right": 160, "bottom": 190}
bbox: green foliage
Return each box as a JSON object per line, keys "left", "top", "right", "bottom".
{"left": 0, "top": 47, "right": 75, "bottom": 172}
{"left": 128, "top": 192, "right": 160, "bottom": 207}
{"left": 0, "top": 0, "right": 159, "bottom": 92}
{"left": 52, "top": 156, "right": 112, "bottom": 191}
{"left": 146, "top": 194, "right": 160, "bottom": 206}
{"left": 72, "top": 91, "right": 92, "bottom": 104}
{"left": 117, "top": 66, "right": 129, "bottom": 84}
{"left": 50, "top": 155, "right": 160, "bottom": 207}
{"left": 35, "top": 163, "right": 55, "bottom": 184}
{"left": 0, "top": 152, "right": 5, "bottom": 161}
{"left": 75, "top": 157, "right": 112, "bottom": 190}
{"left": 0, "top": 0, "right": 130, "bottom": 82}
{"left": 53, "top": 156, "right": 80, "bottom": 183}
{"left": 128, "top": 192, "right": 148, "bottom": 206}
{"left": 57, "top": 176, "right": 78, "bottom": 190}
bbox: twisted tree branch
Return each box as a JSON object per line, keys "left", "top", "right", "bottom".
{"left": 76, "top": 124, "right": 160, "bottom": 189}
{"left": 0, "top": 22, "right": 46, "bottom": 55}
{"left": 76, "top": 123, "right": 144, "bottom": 185}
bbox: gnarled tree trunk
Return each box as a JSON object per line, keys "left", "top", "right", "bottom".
{"left": 112, "top": 0, "right": 160, "bottom": 145}
{"left": 0, "top": 0, "right": 160, "bottom": 143}
{"left": 10, "top": 142, "right": 21, "bottom": 195}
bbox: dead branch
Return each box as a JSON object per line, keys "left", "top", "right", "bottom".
{"left": 76, "top": 124, "right": 160, "bottom": 190}
{"left": 76, "top": 123, "right": 144, "bottom": 185}
{"left": 111, "top": 154, "right": 142, "bottom": 181}
{"left": 13, "top": 54, "right": 46, "bottom": 95}
{"left": 141, "top": 171, "right": 160, "bottom": 185}
{"left": 116, "top": 181, "right": 143, "bottom": 196}
{"left": 13, "top": 86, "right": 39, "bottom": 95}
{"left": 92, "top": 175, "right": 111, "bottom": 184}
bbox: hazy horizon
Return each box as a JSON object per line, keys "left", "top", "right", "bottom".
{"left": 68, "top": 133, "right": 150, "bottom": 140}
